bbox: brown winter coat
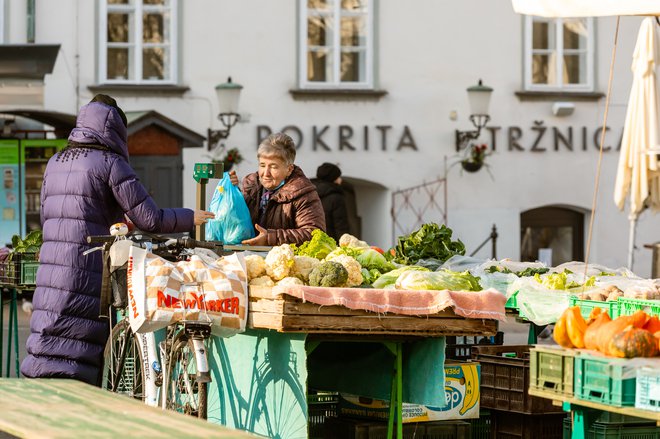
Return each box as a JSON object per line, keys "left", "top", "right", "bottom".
{"left": 242, "top": 165, "right": 326, "bottom": 245}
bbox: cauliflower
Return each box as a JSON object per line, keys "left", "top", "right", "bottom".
{"left": 276, "top": 276, "right": 304, "bottom": 286}
{"left": 249, "top": 275, "right": 275, "bottom": 287}
{"left": 308, "top": 261, "right": 349, "bottom": 287}
{"left": 245, "top": 254, "right": 266, "bottom": 280}
{"left": 265, "top": 244, "right": 295, "bottom": 281}
{"left": 339, "top": 233, "right": 369, "bottom": 249}
{"left": 325, "top": 253, "right": 363, "bottom": 287}
{"left": 291, "top": 256, "right": 320, "bottom": 282}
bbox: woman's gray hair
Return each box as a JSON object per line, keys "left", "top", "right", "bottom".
{"left": 257, "top": 133, "right": 296, "bottom": 165}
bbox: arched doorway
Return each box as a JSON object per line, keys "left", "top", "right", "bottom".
{"left": 520, "top": 206, "right": 585, "bottom": 265}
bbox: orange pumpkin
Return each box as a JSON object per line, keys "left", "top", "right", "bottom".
{"left": 643, "top": 316, "right": 660, "bottom": 334}
{"left": 553, "top": 308, "right": 574, "bottom": 348}
{"left": 629, "top": 310, "right": 651, "bottom": 328}
{"left": 608, "top": 326, "right": 659, "bottom": 358}
{"left": 587, "top": 307, "right": 603, "bottom": 324}
{"left": 565, "top": 306, "right": 588, "bottom": 348}
{"left": 597, "top": 316, "right": 634, "bottom": 355}
{"left": 584, "top": 310, "right": 611, "bottom": 351}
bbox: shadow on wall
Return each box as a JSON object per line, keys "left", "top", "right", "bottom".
{"left": 208, "top": 330, "right": 308, "bottom": 438}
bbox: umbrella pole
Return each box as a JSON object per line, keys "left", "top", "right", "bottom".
{"left": 628, "top": 213, "right": 638, "bottom": 271}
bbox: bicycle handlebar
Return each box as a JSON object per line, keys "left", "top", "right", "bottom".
{"left": 86, "top": 234, "right": 223, "bottom": 251}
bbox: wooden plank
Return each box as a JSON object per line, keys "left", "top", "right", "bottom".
{"left": 248, "top": 285, "right": 281, "bottom": 299}
{"left": 249, "top": 312, "right": 497, "bottom": 336}
{"left": 248, "top": 298, "right": 457, "bottom": 318}
{"left": 0, "top": 378, "right": 255, "bottom": 438}
{"left": 528, "top": 388, "right": 660, "bottom": 423}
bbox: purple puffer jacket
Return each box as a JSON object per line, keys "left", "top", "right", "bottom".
{"left": 21, "top": 102, "right": 194, "bottom": 385}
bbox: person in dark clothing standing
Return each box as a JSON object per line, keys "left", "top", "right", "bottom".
{"left": 312, "top": 163, "right": 350, "bottom": 241}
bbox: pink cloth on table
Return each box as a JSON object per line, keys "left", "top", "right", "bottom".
{"left": 271, "top": 285, "right": 507, "bottom": 321}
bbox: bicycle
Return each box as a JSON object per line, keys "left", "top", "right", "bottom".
{"left": 89, "top": 227, "right": 225, "bottom": 419}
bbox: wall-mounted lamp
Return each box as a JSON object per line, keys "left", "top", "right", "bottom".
{"left": 207, "top": 77, "right": 243, "bottom": 151}
{"left": 455, "top": 79, "right": 493, "bottom": 151}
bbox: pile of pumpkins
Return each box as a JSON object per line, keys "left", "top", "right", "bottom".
{"left": 554, "top": 306, "right": 660, "bottom": 358}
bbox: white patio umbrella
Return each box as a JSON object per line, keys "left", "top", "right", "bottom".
{"left": 613, "top": 17, "right": 660, "bottom": 271}
{"left": 511, "top": 0, "right": 660, "bottom": 18}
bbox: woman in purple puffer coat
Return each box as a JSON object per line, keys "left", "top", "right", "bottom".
{"left": 20, "top": 95, "right": 214, "bottom": 385}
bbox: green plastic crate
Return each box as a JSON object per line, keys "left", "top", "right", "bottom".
{"left": 506, "top": 291, "right": 519, "bottom": 310}
{"left": 588, "top": 422, "right": 660, "bottom": 439}
{"left": 617, "top": 298, "right": 660, "bottom": 317}
{"left": 574, "top": 353, "right": 637, "bottom": 407}
{"left": 568, "top": 296, "right": 620, "bottom": 320}
{"left": 20, "top": 260, "right": 39, "bottom": 285}
{"left": 530, "top": 346, "right": 575, "bottom": 398}
{"left": 635, "top": 367, "right": 660, "bottom": 413}
{"left": 469, "top": 409, "right": 491, "bottom": 439}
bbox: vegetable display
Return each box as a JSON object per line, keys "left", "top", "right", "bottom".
{"left": 393, "top": 223, "right": 465, "bottom": 266}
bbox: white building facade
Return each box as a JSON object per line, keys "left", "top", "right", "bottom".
{"left": 1, "top": 0, "right": 655, "bottom": 276}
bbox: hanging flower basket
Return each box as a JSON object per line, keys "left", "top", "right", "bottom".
{"left": 211, "top": 147, "right": 243, "bottom": 173}
{"left": 461, "top": 160, "right": 483, "bottom": 173}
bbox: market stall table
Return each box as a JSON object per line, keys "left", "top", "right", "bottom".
{"left": 205, "top": 285, "right": 503, "bottom": 439}
{"left": 0, "top": 378, "right": 256, "bottom": 438}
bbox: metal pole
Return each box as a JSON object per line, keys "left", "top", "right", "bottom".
{"left": 195, "top": 179, "right": 207, "bottom": 241}
{"left": 491, "top": 224, "right": 498, "bottom": 260}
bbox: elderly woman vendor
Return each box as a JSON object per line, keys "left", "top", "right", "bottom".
{"left": 230, "top": 132, "right": 325, "bottom": 246}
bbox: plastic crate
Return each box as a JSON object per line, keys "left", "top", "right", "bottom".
{"left": 490, "top": 410, "right": 566, "bottom": 439}
{"left": 617, "top": 298, "right": 660, "bottom": 317}
{"left": 308, "top": 391, "right": 338, "bottom": 439}
{"left": 445, "top": 332, "right": 504, "bottom": 361}
{"left": 470, "top": 345, "right": 562, "bottom": 414}
{"left": 574, "top": 353, "right": 637, "bottom": 407}
{"left": 468, "top": 410, "right": 490, "bottom": 439}
{"left": 424, "top": 420, "right": 471, "bottom": 439}
{"left": 529, "top": 346, "right": 576, "bottom": 398}
{"left": 19, "top": 257, "right": 39, "bottom": 286}
{"left": 569, "top": 296, "right": 620, "bottom": 320}
{"left": 635, "top": 367, "right": 660, "bottom": 412}
{"left": 588, "top": 422, "right": 660, "bottom": 438}
{"left": 563, "top": 416, "right": 571, "bottom": 439}
{"left": 323, "top": 417, "right": 427, "bottom": 439}
{"left": 0, "top": 258, "right": 19, "bottom": 285}
{"left": 505, "top": 291, "right": 519, "bottom": 310}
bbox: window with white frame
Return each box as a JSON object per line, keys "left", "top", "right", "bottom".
{"left": 523, "top": 16, "right": 594, "bottom": 91}
{"left": 299, "top": 0, "right": 374, "bottom": 89}
{"left": 0, "top": 0, "right": 5, "bottom": 44}
{"left": 99, "top": 0, "right": 177, "bottom": 84}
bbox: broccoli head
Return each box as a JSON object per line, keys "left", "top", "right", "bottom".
{"left": 308, "top": 261, "right": 349, "bottom": 288}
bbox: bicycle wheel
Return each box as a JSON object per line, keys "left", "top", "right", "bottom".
{"left": 165, "top": 332, "right": 208, "bottom": 419}
{"left": 248, "top": 368, "right": 307, "bottom": 439}
{"left": 102, "top": 319, "right": 145, "bottom": 400}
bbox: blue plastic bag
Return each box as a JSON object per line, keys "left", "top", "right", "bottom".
{"left": 206, "top": 172, "right": 255, "bottom": 244}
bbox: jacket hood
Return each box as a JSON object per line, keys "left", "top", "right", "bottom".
{"left": 67, "top": 102, "right": 129, "bottom": 160}
{"left": 312, "top": 178, "right": 343, "bottom": 198}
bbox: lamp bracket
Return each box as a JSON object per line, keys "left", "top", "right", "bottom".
{"left": 207, "top": 112, "right": 241, "bottom": 151}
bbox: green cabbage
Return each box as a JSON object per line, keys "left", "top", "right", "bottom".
{"left": 371, "top": 266, "right": 430, "bottom": 289}
{"left": 356, "top": 249, "right": 395, "bottom": 272}
{"left": 395, "top": 269, "right": 482, "bottom": 291}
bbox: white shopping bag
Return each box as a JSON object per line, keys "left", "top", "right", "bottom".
{"left": 127, "top": 245, "right": 248, "bottom": 336}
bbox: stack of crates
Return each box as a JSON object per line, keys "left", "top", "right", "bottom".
{"left": 445, "top": 333, "right": 504, "bottom": 362}
{"left": 0, "top": 252, "right": 38, "bottom": 287}
{"left": 471, "top": 345, "right": 567, "bottom": 439}
{"left": 323, "top": 417, "right": 471, "bottom": 439}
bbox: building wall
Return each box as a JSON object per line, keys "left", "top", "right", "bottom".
{"left": 3, "top": 1, "right": 655, "bottom": 275}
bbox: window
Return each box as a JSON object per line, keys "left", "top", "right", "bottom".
{"left": 0, "top": 0, "right": 5, "bottom": 44}
{"left": 299, "top": 0, "right": 374, "bottom": 89}
{"left": 523, "top": 16, "right": 594, "bottom": 91}
{"left": 99, "top": 0, "right": 177, "bottom": 84}
{"left": 520, "top": 207, "right": 584, "bottom": 266}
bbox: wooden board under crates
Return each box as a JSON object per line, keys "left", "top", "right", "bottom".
{"left": 248, "top": 286, "right": 498, "bottom": 336}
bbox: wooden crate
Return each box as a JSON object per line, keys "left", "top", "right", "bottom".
{"left": 248, "top": 286, "right": 498, "bottom": 336}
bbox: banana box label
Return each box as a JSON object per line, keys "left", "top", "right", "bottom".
{"left": 338, "top": 362, "right": 480, "bottom": 423}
